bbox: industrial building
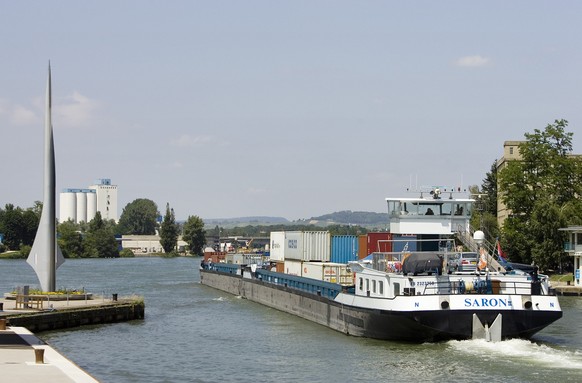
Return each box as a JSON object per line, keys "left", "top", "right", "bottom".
{"left": 59, "top": 179, "right": 118, "bottom": 223}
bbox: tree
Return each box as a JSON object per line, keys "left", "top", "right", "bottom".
{"left": 57, "top": 220, "right": 84, "bottom": 258}
{"left": 160, "top": 203, "right": 178, "bottom": 254}
{"left": 182, "top": 215, "right": 206, "bottom": 256}
{"left": 117, "top": 199, "right": 159, "bottom": 235}
{"left": 1, "top": 204, "right": 25, "bottom": 250}
{"left": 83, "top": 212, "right": 119, "bottom": 258}
{"left": 497, "top": 119, "right": 582, "bottom": 270}
{"left": 481, "top": 161, "right": 498, "bottom": 216}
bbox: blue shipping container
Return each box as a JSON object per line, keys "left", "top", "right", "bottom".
{"left": 393, "top": 235, "right": 417, "bottom": 253}
{"left": 331, "top": 235, "right": 359, "bottom": 264}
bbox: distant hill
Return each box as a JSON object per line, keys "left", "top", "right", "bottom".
{"left": 202, "top": 211, "right": 389, "bottom": 230}
{"left": 307, "top": 210, "right": 389, "bottom": 227}
{"left": 203, "top": 216, "right": 290, "bottom": 228}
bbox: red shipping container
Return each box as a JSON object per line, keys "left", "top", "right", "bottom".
{"left": 367, "top": 232, "right": 393, "bottom": 254}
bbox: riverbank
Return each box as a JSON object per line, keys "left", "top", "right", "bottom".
{"left": 552, "top": 281, "right": 582, "bottom": 296}
{"left": 0, "top": 295, "right": 145, "bottom": 332}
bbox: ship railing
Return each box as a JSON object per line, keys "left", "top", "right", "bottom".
{"left": 256, "top": 269, "right": 342, "bottom": 299}
{"left": 417, "top": 279, "right": 546, "bottom": 296}
{"left": 203, "top": 262, "right": 241, "bottom": 275}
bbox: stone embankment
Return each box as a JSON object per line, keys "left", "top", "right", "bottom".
{"left": 0, "top": 295, "right": 145, "bottom": 332}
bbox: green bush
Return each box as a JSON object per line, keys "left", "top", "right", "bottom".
{"left": 161, "top": 251, "right": 179, "bottom": 258}
{"left": 119, "top": 248, "right": 135, "bottom": 258}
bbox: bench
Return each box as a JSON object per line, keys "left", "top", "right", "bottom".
{"left": 15, "top": 295, "right": 45, "bottom": 310}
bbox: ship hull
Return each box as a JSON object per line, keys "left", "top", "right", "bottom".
{"left": 200, "top": 269, "right": 561, "bottom": 342}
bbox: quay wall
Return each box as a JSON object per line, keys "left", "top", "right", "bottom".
{"left": 200, "top": 270, "right": 366, "bottom": 336}
{"left": 5, "top": 301, "right": 145, "bottom": 332}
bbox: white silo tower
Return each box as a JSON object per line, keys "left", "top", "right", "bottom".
{"left": 59, "top": 189, "right": 77, "bottom": 223}
{"left": 76, "top": 191, "right": 87, "bottom": 223}
{"left": 87, "top": 190, "right": 97, "bottom": 222}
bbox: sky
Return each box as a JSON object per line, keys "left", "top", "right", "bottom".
{"left": 1, "top": 1, "right": 581, "bottom": 221}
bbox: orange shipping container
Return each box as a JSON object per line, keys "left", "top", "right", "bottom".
{"left": 358, "top": 235, "right": 368, "bottom": 259}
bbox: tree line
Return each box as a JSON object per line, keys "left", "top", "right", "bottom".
{"left": 0, "top": 198, "right": 206, "bottom": 258}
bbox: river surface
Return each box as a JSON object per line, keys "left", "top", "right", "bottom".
{"left": 1, "top": 257, "right": 582, "bottom": 383}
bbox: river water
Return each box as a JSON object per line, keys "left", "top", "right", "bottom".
{"left": 1, "top": 257, "right": 582, "bottom": 383}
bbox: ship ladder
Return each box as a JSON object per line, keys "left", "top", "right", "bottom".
{"left": 472, "top": 313, "right": 502, "bottom": 342}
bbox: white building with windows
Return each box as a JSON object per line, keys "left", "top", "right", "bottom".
{"left": 59, "top": 179, "right": 118, "bottom": 223}
{"left": 560, "top": 226, "right": 582, "bottom": 286}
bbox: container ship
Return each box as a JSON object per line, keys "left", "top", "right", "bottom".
{"left": 200, "top": 188, "right": 562, "bottom": 342}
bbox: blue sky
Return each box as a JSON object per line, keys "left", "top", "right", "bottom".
{"left": 1, "top": 1, "right": 581, "bottom": 221}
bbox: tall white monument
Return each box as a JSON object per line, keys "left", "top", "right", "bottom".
{"left": 27, "top": 63, "right": 65, "bottom": 292}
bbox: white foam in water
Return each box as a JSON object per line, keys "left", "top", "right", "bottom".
{"left": 448, "top": 338, "right": 582, "bottom": 370}
{"left": 212, "top": 296, "right": 227, "bottom": 302}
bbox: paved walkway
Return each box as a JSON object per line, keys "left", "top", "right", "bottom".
{"left": 0, "top": 296, "right": 124, "bottom": 383}
{"left": 0, "top": 325, "right": 100, "bottom": 383}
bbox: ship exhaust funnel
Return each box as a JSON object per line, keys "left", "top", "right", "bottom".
{"left": 472, "top": 313, "right": 502, "bottom": 342}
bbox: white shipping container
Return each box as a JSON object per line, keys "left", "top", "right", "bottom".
{"left": 226, "top": 254, "right": 244, "bottom": 264}
{"left": 284, "top": 259, "right": 303, "bottom": 276}
{"left": 284, "top": 231, "right": 331, "bottom": 262}
{"left": 269, "top": 231, "right": 286, "bottom": 261}
{"left": 302, "top": 262, "right": 353, "bottom": 285}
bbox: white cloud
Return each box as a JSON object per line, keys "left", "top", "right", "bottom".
{"left": 455, "top": 55, "right": 491, "bottom": 67}
{"left": 171, "top": 134, "right": 213, "bottom": 147}
{"left": 55, "top": 91, "right": 100, "bottom": 128}
{"left": 11, "top": 105, "right": 38, "bottom": 125}
{"left": 0, "top": 99, "right": 39, "bottom": 126}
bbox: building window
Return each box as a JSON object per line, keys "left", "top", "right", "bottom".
{"left": 510, "top": 147, "right": 514, "bottom": 155}
{"left": 577, "top": 233, "right": 582, "bottom": 245}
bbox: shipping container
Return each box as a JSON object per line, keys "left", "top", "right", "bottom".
{"left": 275, "top": 261, "right": 284, "bottom": 273}
{"left": 302, "top": 262, "right": 353, "bottom": 285}
{"left": 358, "top": 235, "right": 368, "bottom": 259}
{"left": 271, "top": 231, "right": 331, "bottom": 262}
{"left": 331, "top": 235, "right": 359, "bottom": 264}
{"left": 225, "top": 253, "right": 244, "bottom": 264}
{"left": 204, "top": 252, "right": 226, "bottom": 263}
{"left": 393, "top": 234, "right": 417, "bottom": 252}
{"left": 284, "top": 259, "right": 303, "bottom": 276}
{"left": 269, "top": 231, "right": 286, "bottom": 261}
{"left": 367, "top": 232, "right": 393, "bottom": 254}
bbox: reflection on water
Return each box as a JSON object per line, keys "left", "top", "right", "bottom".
{"left": 1, "top": 258, "right": 581, "bottom": 383}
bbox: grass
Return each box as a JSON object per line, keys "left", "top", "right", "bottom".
{"left": 549, "top": 273, "right": 574, "bottom": 282}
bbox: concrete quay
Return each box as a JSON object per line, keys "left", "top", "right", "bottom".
{"left": 0, "top": 325, "right": 99, "bottom": 383}
{"left": 552, "top": 281, "right": 582, "bottom": 296}
{"left": 1, "top": 295, "right": 145, "bottom": 332}
{"left": 0, "top": 295, "right": 145, "bottom": 382}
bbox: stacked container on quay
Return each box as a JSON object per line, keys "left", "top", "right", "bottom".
{"left": 200, "top": 189, "right": 562, "bottom": 342}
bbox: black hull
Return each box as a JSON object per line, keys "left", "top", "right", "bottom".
{"left": 336, "top": 303, "right": 562, "bottom": 342}
{"left": 200, "top": 270, "right": 562, "bottom": 343}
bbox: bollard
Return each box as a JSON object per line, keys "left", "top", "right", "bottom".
{"left": 0, "top": 302, "right": 4, "bottom": 311}
{"left": 34, "top": 348, "right": 45, "bottom": 364}
{"left": 0, "top": 318, "right": 6, "bottom": 330}
{"left": 112, "top": 293, "right": 118, "bottom": 301}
